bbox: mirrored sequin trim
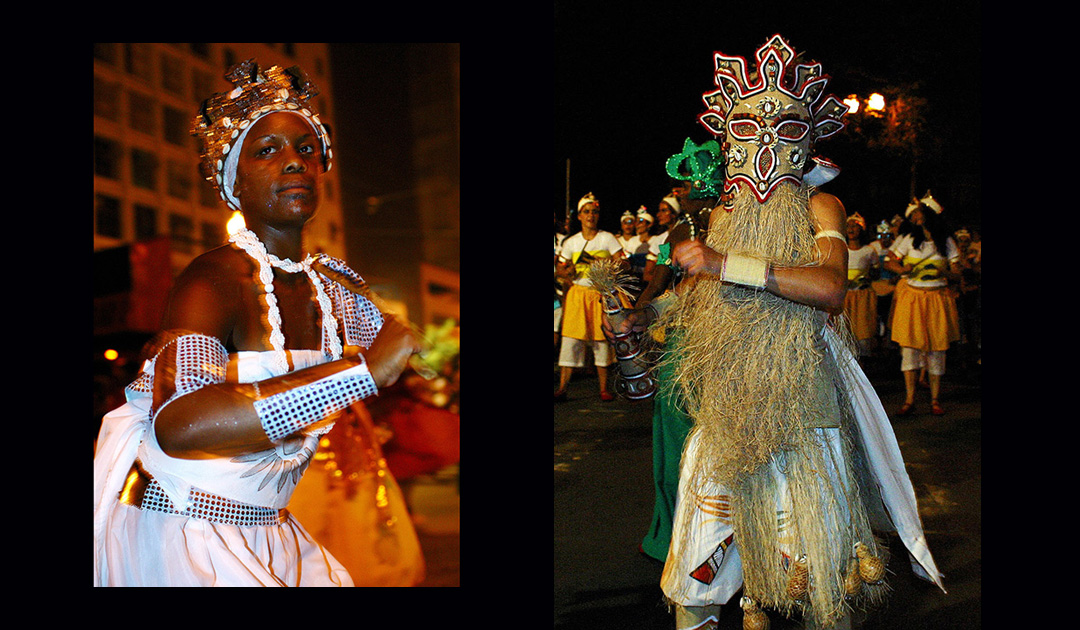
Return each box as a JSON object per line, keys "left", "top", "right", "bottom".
{"left": 316, "top": 255, "right": 383, "bottom": 348}
{"left": 139, "top": 476, "right": 286, "bottom": 527}
{"left": 254, "top": 365, "right": 378, "bottom": 442}
{"left": 149, "top": 334, "right": 229, "bottom": 418}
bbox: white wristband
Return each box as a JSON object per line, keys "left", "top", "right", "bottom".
{"left": 721, "top": 254, "right": 769, "bottom": 289}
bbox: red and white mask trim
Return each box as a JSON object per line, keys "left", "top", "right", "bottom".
{"left": 697, "top": 34, "right": 848, "bottom": 208}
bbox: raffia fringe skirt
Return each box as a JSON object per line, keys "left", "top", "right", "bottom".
{"left": 889, "top": 280, "right": 960, "bottom": 352}
{"left": 843, "top": 288, "right": 878, "bottom": 341}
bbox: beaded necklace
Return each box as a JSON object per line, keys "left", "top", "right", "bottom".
{"left": 228, "top": 228, "right": 342, "bottom": 374}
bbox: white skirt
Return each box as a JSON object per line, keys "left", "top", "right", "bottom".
{"left": 94, "top": 396, "right": 352, "bottom": 587}
{"left": 101, "top": 502, "right": 352, "bottom": 586}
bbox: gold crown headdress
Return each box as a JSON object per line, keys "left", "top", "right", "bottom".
{"left": 697, "top": 34, "right": 848, "bottom": 207}
{"left": 192, "top": 60, "right": 333, "bottom": 212}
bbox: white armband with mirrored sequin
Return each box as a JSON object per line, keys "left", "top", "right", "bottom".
{"left": 253, "top": 362, "right": 378, "bottom": 442}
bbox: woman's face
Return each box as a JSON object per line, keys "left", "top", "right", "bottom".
{"left": 636, "top": 217, "right": 651, "bottom": 235}
{"left": 620, "top": 219, "right": 635, "bottom": 236}
{"left": 908, "top": 207, "right": 925, "bottom": 226}
{"left": 656, "top": 203, "right": 674, "bottom": 227}
{"left": 233, "top": 112, "right": 323, "bottom": 226}
{"left": 846, "top": 221, "right": 862, "bottom": 239}
{"left": 578, "top": 204, "right": 599, "bottom": 229}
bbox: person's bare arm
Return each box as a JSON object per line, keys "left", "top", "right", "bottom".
{"left": 670, "top": 193, "right": 849, "bottom": 314}
{"left": 151, "top": 257, "right": 419, "bottom": 459}
{"left": 764, "top": 193, "right": 849, "bottom": 313}
{"left": 154, "top": 316, "right": 419, "bottom": 459}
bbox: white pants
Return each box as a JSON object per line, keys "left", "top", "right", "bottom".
{"left": 900, "top": 347, "right": 946, "bottom": 375}
{"left": 558, "top": 336, "right": 614, "bottom": 367}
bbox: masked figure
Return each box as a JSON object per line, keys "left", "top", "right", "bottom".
{"left": 651, "top": 35, "right": 945, "bottom": 629}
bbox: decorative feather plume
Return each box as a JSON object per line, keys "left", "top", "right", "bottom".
{"left": 585, "top": 257, "right": 634, "bottom": 304}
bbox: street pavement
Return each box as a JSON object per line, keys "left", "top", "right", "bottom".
{"left": 554, "top": 351, "right": 980, "bottom": 629}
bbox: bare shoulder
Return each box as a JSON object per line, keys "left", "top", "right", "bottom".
{"left": 173, "top": 245, "right": 250, "bottom": 293}
{"left": 160, "top": 245, "right": 248, "bottom": 340}
{"left": 809, "top": 191, "right": 846, "bottom": 232}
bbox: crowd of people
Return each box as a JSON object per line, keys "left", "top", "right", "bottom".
{"left": 553, "top": 189, "right": 686, "bottom": 402}
{"left": 553, "top": 188, "right": 982, "bottom": 414}
{"left": 840, "top": 191, "right": 982, "bottom": 416}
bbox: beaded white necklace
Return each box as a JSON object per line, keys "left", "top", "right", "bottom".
{"left": 229, "top": 228, "right": 343, "bottom": 374}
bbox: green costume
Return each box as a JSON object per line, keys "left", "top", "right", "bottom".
{"left": 641, "top": 327, "right": 693, "bottom": 561}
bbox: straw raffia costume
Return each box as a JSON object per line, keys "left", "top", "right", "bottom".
{"left": 654, "top": 36, "right": 946, "bottom": 629}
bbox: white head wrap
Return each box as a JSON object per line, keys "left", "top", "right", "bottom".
{"left": 661, "top": 195, "right": 681, "bottom": 214}
{"left": 577, "top": 192, "right": 599, "bottom": 212}
{"left": 636, "top": 206, "right": 654, "bottom": 224}
{"left": 905, "top": 190, "right": 943, "bottom": 217}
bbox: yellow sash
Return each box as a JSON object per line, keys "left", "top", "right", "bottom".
{"left": 903, "top": 255, "right": 943, "bottom": 283}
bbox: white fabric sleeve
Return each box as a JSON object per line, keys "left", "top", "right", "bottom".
{"left": 314, "top": 255, "right": 385, "bottom": 349}
{"left": 145, "top": 332, "right": 230, "bottom": 421}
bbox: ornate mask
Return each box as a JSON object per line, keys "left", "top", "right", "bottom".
{"left": 697, "top": 35, "right": 847, "bottom": 208}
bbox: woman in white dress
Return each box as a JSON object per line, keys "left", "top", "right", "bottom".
{"left": 93, "top": 60, "right": 422, "bottom": 586}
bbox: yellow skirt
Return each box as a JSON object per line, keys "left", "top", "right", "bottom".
{"left": 560, "top": 284, "right": 609, "bottom": 341}
{"left": 843, "top": 287, "right": 878, "bottom": 341}
{"left": 889, "top": 280, "right": 960, "bottom": 352}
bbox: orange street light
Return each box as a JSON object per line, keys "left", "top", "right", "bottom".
{"left": 226, "top": 210, "right": 246, "bottom": 236}
{"left": 843, "top": 95, "right": 860, "bottom": 114}
{"left": 866, "top": 93, "right": 886, "bottom": 113}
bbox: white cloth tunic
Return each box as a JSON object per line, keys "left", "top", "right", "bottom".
{"left": 94, "top": 255, "right": 385, "bottom": 587}
{"left": 94, "top": 350, "right": 354, "bottom": 587}
{"left": 661, "top": 324, "right": 946, "bottom": 605}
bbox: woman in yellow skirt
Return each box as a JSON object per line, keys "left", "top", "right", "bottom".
{"left": 885, "top": 195, "right": 961, "bottom": 416}
{"left": 555, "top": 193, "right": 625, "bottom": 401}
{"left": 843, "top": 213, "right": 879, "bottom": 357}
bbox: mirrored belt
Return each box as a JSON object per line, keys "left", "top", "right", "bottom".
{"left": 118, "top": 462, "right": 287, "bottom": 527}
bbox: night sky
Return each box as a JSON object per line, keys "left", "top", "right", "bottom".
{"left": 555, "top": 1, "right": 983, "bottom": 235}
